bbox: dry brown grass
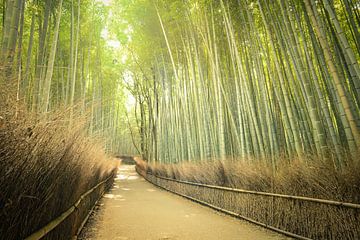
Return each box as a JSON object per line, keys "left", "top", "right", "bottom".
{"left": 0, "top": 88, "right": 118, "bottom": 240}
{"left": 141, "top": 157, "right": 360, "bottom": 203}
{"left": 136, "top": 156, "right": 360, "bottom": 239}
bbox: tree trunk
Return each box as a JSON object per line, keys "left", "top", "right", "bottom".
{"left": 41, "top": 0, "right": 63, "bottom": 112}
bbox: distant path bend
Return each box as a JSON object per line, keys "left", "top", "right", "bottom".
{"left": 79, "top": 165, "right": 289, "bottom": 240}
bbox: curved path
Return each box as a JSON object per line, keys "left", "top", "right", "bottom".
{"left": 79, "top": 165, "right": 290, "bottom": 240}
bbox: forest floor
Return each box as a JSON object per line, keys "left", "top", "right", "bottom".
{"left": 78, "top": 165, "right": 290, "bottom": 240}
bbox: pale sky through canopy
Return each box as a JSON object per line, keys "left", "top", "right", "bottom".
{"left": 98, "top": 0, "right": 111, "bottom": 6}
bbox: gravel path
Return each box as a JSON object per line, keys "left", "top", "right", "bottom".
{"left": 79, "top": 165, "right": 290, "bottom": 240}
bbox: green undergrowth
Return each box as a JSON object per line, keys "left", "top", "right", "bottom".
{"left": 0, "top": 91, "right": 118, "bottom": 240}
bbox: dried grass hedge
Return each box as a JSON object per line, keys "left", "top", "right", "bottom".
{"left": 0, "top": 90, "right": 118, "bottom": 240}
{"left": 137, "top": 158, "right": 360, "bottom": 239}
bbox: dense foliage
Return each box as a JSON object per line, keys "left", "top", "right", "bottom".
{"left": 112, "top": 0, "right": 360, "bottom": 166}
{"left": 1, "top": 0, "right": 136, "bottom": 154}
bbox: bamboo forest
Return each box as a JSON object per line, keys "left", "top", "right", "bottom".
{"left": 1, "top": 0, "right": 359, "bottom": 239}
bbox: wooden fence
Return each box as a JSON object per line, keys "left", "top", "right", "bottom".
{"left": 24, "top": 174, "right": 114, "bottom": 240}
{"left": 137, "top": 167, "right": 360, "bottom": 240}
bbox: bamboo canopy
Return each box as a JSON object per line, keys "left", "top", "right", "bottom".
{"left": 121, "top": 0, "right": 360, "bottom": 166}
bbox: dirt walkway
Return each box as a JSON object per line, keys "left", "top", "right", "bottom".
{"left": 79, "top": 165, "right": 289, "bottom": 240}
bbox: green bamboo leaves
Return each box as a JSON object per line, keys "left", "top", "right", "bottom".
{"left": 1, "top": 0, "right": 132, "bottom": 154}
{"left": 122, "top": 0, "right": 359, "bottom": 166}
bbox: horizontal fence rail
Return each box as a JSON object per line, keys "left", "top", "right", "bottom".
{"left": 137, "top": 167, "right": 360, "bottom": 240}
{"left": 153, "top": 174, "right": 360, "bottom": 209}
{"left": 25, "top": 174, "right": 114, "bottom": 240}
